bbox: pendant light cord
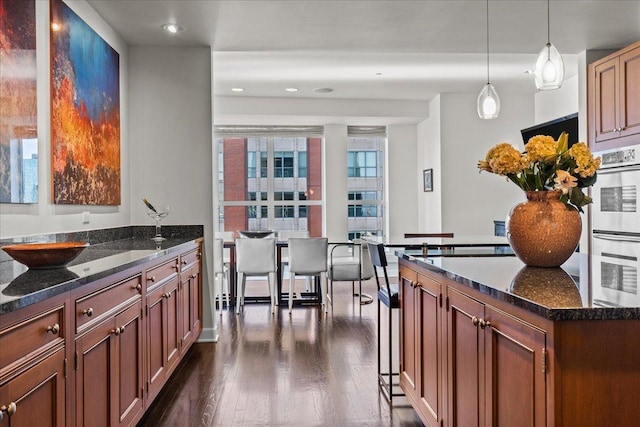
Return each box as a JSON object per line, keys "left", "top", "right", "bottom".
{"left": 546, "top": 0, "right": 550, "bottom": 44}
{"left": 486, "top": 0, "right": 490, "bottom": 84}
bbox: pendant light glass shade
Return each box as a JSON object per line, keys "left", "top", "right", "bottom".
{"left": 477, "top": 83, "right": 501, "bottom": 119}
{"left": 477, "top": 0, "right": 499, "bottom": 119}
{"left": 534, "top": 0, "right": 564, "bottom": 90}
{"left": 534, "top": 42, "right": 565, "bottom": 90}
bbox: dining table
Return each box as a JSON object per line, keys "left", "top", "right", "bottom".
{"left": 221, "top": 234, "right": 512, "bottom": 309}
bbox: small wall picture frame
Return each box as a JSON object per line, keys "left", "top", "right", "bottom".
{"left": 423, "top": 168, "right": 433, "bottom": 192}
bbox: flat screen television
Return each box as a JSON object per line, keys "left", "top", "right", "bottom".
{"left": 520, "top": 113, "right": 579, "bottom": 147}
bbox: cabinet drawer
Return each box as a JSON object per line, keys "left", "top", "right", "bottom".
{"left": 0, "top": 306, "right": 65, "bottom": 374}
{"left": 146, "top": 257, "right": 179, "bottom": 289}
{"left": 180, "top": 248, "right": 200, "bottom": 270}
{"left": 76, "top": 275, "right": 141, "bottom": 333}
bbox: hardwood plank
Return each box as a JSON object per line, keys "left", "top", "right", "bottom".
{"left": 138, "top": 278, "right": 424, "bottom": 426}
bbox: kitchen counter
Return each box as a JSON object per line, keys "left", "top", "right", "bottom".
{"left": 397, "top": 250, "right": 640, "bottom": 321}
{"left": 0, "top": 225, "right": 203, "bottom": 314}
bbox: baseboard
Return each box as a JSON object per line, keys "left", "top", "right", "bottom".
{"left": 197, "top": 327, "right": 219, "bottom": 343}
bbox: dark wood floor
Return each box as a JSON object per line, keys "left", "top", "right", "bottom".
{"left": 137, "top": 277, "right": 424, "bottom": 427}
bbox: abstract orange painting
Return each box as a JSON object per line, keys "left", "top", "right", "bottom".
{"left": 0, "top": 0, "right": 38, "bottom": 203}
{"left": 50, "top": 0, "right": 120, "bottom": 205}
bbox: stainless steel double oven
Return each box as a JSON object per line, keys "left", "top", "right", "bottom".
{"left": 590, "top": 144, "right": 640, "bottom": 307}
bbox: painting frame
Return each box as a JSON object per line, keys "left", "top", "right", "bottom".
{"left": 423, "top": 168, "right": 433, "bottom": 192}
{"left": 50, "top": 0, "right": 121, "bottom": 205}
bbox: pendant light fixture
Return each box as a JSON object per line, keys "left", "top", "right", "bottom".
{"left": 534, "top": 0, "right": 564, "bottom": 90}
{"left": 477, "top": 0, "right": 500, "bottom": 119}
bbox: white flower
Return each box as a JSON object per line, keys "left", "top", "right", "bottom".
{"left": 554, "top": 170, "right": 577, "bottom": 194}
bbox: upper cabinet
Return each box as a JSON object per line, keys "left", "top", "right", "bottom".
{"left": 588, "top": 40, "right": 640, "bottom": 152}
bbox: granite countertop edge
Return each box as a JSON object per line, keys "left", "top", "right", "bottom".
{"left": 1, "top": 227, "right": 204, "bottom": 315}
{"left": 397, "top": 251, "right": 640, "bottom": 322}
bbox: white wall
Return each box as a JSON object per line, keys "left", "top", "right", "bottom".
{"left": 387, "top": 125, "right": 419, "bottom": 239}
{"left": 417, "top": 96, "right": 442, "bottom": 232}
{"left": 128, "top": 46, "right": 215, "bottom": 340}
{"left": 534, "top": 75, "right": 579, "bottom": 124}
{"left": 0, "top": 0, "right": 130, "bottom": 238}
{"left": 439, "top": 92, "right": 533, "bottom": 236}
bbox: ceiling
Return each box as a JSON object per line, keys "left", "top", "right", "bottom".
{"left": 87, "top": 0, "right": 640, "bottom": 102}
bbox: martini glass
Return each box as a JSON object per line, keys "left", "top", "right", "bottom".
{"left": 147, "top": 206, "right": 170, "bottom": 242}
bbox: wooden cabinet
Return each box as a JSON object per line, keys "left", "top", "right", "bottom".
{"left": 0, "top": 239, "right": 203, "bottom": 427}
{"left": 588, "top": 40, "right": 640, "bottom": 151}
{"left": 0, "top": 297, "right": 68, "bottom": 427}
{"left": 399, "top": 266, "right": 444, "bottom": 427}
{"left": 0, "top": 347, "right": 66, "bottom": 427}
{"left": 146, "top": 266, "right": 180, "bottom": 404}
{"left": 446, "top": 288, "right": 546, "bottom": 427}
{"left": 74, "top": 274, "right": 144, "bottom": 427}
{"left": 179, "top": 248, "right": 202, "bottom": 354}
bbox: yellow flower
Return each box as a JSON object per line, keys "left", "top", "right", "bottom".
{"left": 568, "top": 142, "right": 601, "bottom": 178}
{"left": 525, "top": 135, "right": 558, "bottom": 162}
{"left": 553, "top": 170, "right": 577, "bottom": 194}
{"left": 484, "top": 143, "right": 525, "bottom": 176}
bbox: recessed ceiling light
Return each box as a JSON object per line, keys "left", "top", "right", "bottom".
{"left": 375, "top": 72, "right": 383, "bottom": 76}
{"left": 231, "top": 87, "right": 245, "bottom": 92}
{"left": 161, "top": 23, "right": 185, "bottom": 34}
{"left": 285, "top": 87, "right": 299, "bottom": 92}
{"left": 314, "top": 88, "right": 334, "bottom": 94}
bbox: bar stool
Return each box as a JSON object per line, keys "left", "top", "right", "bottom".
{"left": 368, "top": 241, "right": 404, "bottom": 403}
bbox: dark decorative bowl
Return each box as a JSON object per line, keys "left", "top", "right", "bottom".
{"left": 1, "top": 242, "right": 90, "bottom": 269}
{"left": 238, "top": 230, "right": 275, "bottom": 239}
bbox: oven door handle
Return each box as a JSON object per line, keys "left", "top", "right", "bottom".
{"left": 593, "top": 233, "right": 640, "bottom": 244}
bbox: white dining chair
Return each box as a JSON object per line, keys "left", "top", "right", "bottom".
{"left": 287, "top": 237, "right": 328, "bottom": 313}
{"left": 213, "top": 238, "right": 230, "bottom": 312}
{"left": 235, "top": 237, "right": 277, "bottom": 314}
{"left": 278, "top": 230, "right": 311, "bottom": 291}
{"left": 327, "top": 238, "right": 375, "bottom": 307}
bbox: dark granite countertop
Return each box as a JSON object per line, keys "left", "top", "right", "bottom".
{"left": 397, "top": 250, "right": 640, "bottom": 321}
{"left": 0, "top": 226, "right": 203, "bottom": 315}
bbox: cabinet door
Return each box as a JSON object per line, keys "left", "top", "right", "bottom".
{"left": 447, "top": 289, "right": 485, "bottom": 427}
{"left": 593, "top": 56, "right": 620, "bottom": 144}
{"left": 75, "top": 316, "right": 117, "bottom": 427}
{"left": 0, "top": 347, "right": 66, "bottom": 427}
{"left": 146, "top": 277, "right": 180, "bottom": 403}
{"left": 114, "top": 302, "right": 144, "bottom": 427}
{"left": 416, "top": 275, "right": 443, "bottom": 427}
{"left": 399, "top": 272, "right": 418, "bottom": 400}
{"left": 484, "top": 306, "right": 547, "bottom": 427}
{"left": 179, "top": 266, "right": 200, "bottom": 352}
{"left": 619, "top": 45, "right": 640, "bottom": 140}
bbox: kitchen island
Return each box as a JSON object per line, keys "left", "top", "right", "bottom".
{"left": 397, "top": 250, "right": 640, "bottom": 427}
{"left": 0, "top": 226, "right": 203, "bottom": 427}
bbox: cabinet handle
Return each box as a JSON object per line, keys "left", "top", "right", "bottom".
{"left": 147, "top": 276, "right": 156, "bottom": 283}
{"left": 46, "top": 323, "right": 60, "bottom": 335}
{"left": 0, "top": 402, "right": 17, "bottom": 419}
{"left": 174, "top": 264, "right": 180, "bottom": 271}
{"left": 479, "top": 319, "right": 491, "bottom": 329}
{"left": 472, "top": 316, "right": 480, "bottom": 326}
{"left": 197, "top": 252, "right": 201, "bottom": 258}
{"left": 163, "top": 292, "right": 172, "bottom": 299}
{"left": 182, "top": 260, "right": 188, "bottom": 265}
{"left": 82, "top": 307, "right": 94, "bottom": 317}
{"left": 191, "top": 273, "right": 197, "bottom": 279}
{"left": 113, "top": 328, "right": 121, "bottom": 336}
{"left": 119, "top": 325, "right": 126, "bottom": 334}
{"left": 133, "top": 283, "right": 142, "bottom": 292}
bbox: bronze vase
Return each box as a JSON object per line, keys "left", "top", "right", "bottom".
{"left": 506, "top": 191, "right": 581, "bottom": 267}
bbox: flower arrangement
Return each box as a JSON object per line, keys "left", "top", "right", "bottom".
{"left": 478, "top": 132, "right": 601, "bottom": 212}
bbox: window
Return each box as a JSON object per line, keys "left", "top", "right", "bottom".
{"left": 348, "top": 151, "right": 377, "bottom": 177}
{"left": 216, "top": 127, "right": 323, "bottom": 234}
{"left": 274, "top": 151, "right": 294, "bottom": 178}
{"left": 298, "top": 152, "right": 307, "bottom": 178}
{"left": 347, "top": 129, "right": 385, "bottom": 239}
